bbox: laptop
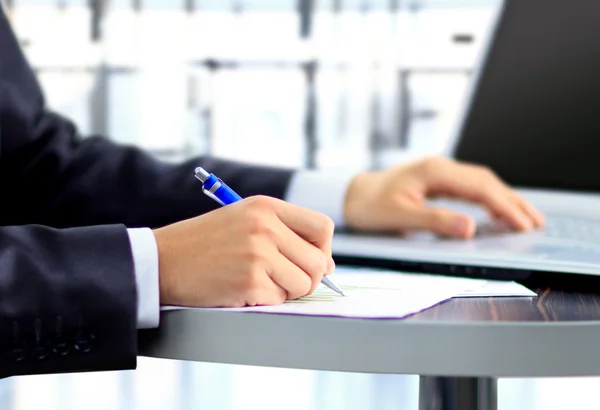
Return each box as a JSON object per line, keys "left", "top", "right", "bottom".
{"left": 333, "top": 0, "right": 600, "bottom": 285}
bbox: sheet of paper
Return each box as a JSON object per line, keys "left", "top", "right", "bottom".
{"left": 162, "top": 268, "right": 491, "bottom": 319}
{"left": 324, "top": 266, "right": 535, "bottom": 298}
{"left": 455, "top": 279, "right": 536, "bottom": 297}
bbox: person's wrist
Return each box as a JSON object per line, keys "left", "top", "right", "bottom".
{"left": 153, "top": 228, "right": 176, "bottom": 306}
{"left": 343, "top": 171, "right": 377, "bottom": 230}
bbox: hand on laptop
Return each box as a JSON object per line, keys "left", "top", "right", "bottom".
{"left": 343, "top": 157, "right": 545, "bottom": 239}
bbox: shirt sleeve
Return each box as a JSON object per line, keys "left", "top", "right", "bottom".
{"left": 284, "top": 170, "right": 357, "bottom": 227}
{"left": 126, "top": 228, "right": 160, "bottom": 329}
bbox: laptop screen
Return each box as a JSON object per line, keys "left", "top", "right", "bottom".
{"left": 452, "top": 0, "right": 600, "bottom": 192}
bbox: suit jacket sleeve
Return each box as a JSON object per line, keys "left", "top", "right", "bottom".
{"left": 0, "top": 8, "right": 293, "bottom": 378}
{"left": 0, "top": 8, "right": 293, "bottom": 231}
{"left": 0, "top": 224, "right": 138, "bottom": 378}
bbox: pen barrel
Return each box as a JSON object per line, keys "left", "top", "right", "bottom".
{"left": 212, "top": 183, "right": 242, "bottom": 205}
{"left": 202, "top": 174, "right": 243, "bottom": 206}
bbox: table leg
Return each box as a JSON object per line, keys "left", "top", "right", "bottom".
{"left": 419, "top": 376, "right": 497, "bottom": 410}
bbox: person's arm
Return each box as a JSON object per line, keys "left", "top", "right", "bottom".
{"left": 286, "top": 158, "right": 545, "bottom": 238}
{"left": 0, "top": 224, "right": 137, "bottom": 378}
{"left": 0, "top": 116, "right": 294, "bottom": 230}
{"left": 0, "top": 9, "right": 293, "bottom": 231}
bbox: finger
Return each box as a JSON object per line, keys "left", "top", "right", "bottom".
{"left": 271, "top": 199, "right": 334, "bottom": 251}
{"left": 271, "top": 221, "right": 328, "bottom": 293}
{"left": 479, "top": 189, "right": 541, "bottom": 231}
{"left": 267, "top": 251, "right": 314, "bottom": 300}
{"left": 399, "top": 203, "right": 477, "bottom": 238}
{"left": 270, "top": 199, "right": 335, "bottom": 272}
{"left": 244, "top": 273, "right": 288, "bottom": 307}
{"left": 485, "top": 192, "right": 533, "bottom": 231}
{"left": 515, "top": 196, "right": 545, "bottom": 227}
{"left": 428, "top": 165, "right": 534, "bottom": 231}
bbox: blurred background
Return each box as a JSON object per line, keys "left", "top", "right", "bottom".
{"left": 3, "top": 0, "right": 500, "bottom": 170}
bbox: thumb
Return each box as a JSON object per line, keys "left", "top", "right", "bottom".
{"left": 404, "top": 206, "right": 476, "bottom": 238}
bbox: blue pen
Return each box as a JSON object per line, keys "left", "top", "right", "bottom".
{"left": 194, "top": 167, "right": 345, "bottom": 297}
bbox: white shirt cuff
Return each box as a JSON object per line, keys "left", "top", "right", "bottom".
{"left": 285, "top": 170, "right": 357, "bottom": 227}
{"left": 126, "top": 228, "right": 160, "bottom": 329}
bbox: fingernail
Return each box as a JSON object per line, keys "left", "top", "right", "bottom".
{"left": 327, "top": 257, "right": 336, "bottom": 274}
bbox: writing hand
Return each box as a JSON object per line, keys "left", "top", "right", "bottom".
{"left": 154, "top": 196, "right": 335, "bottom": 307}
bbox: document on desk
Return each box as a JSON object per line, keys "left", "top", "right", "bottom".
{"left": 162, "top": 267, "right": 534, "bottom": 319}
{"left": 335, "top": 267, "right": 536, "bottom": 299}
{"left": 456, "top": 278, "right": 535, "bottom": 298}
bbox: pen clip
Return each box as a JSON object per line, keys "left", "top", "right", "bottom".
{"left": 202, "top": 187, "right": 225, "bottom": 206}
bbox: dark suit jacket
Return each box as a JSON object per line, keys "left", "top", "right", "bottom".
{"left": 0, "top": 8, "right": 292, "bottom": 378}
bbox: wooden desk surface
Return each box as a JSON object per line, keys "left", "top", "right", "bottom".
{"left": 407, "top": 287, "right": 600, "bottom": 322}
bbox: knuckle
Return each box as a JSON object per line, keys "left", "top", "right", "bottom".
{"left": 244, "top": 290, "right": 261, "bottom": 307}
{"left": 241, "top": 239, "right": 269, "bottom": 269}
{"left": 478, "top": 190, "right": 498, "bottom": 205}
{"left": 475, "top": 165, "right": 495, "bottom": 179}
{"left": 429, "top": 209, "right": 448, "bottom": 224}
{"left": 245, "top": 213, "right": 275, "bottom": 237}
{"left": 229, "top": 295, "right": 250, "bottom": 308}
{"left": 320, "top": 216, "right": 335, "bottom": 236}
{"left": 246, "top": 249, "right": 268, "bottom": 270}
{"left": 303, "top": 270, "right": 316, "bottom": 293}
{"left": 245, "top": 195, "right": 276, "bottom": 211}
{"left": 229, "top": 300, "right": 245, "bottom": 308}
{"left": 311, "top": 215, "right": 335, "bottom": 240}
{"left": 309, "top": 252, "right": 328, "bottom": 276}
{"left": 274, "top": 286, "right": 289, "bottom": 304}
{"left": 418, "top": 156, "right": 444, "bottom": 175}
{"left": 247, "top": 268, "right": 263, "bottom": 286}
{"left": 254, "top": 220, "right": 276, "bottom": 239}
{"left": 240, "top": 271, "right": 264, "bottom": 299}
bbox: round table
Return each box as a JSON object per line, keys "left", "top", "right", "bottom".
{"left": 138, "top": 284, "right": 600, "bottom": 410}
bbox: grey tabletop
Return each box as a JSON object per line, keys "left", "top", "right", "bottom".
{"left": 138, "top": 284, "right": 600, "bottom": 378}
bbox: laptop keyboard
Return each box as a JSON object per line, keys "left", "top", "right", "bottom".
{"left": 476, "top": 215, "right": 600, "bottom": 243}
{"left": 544, "top": 216, "right": 600, "bottom": 243}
